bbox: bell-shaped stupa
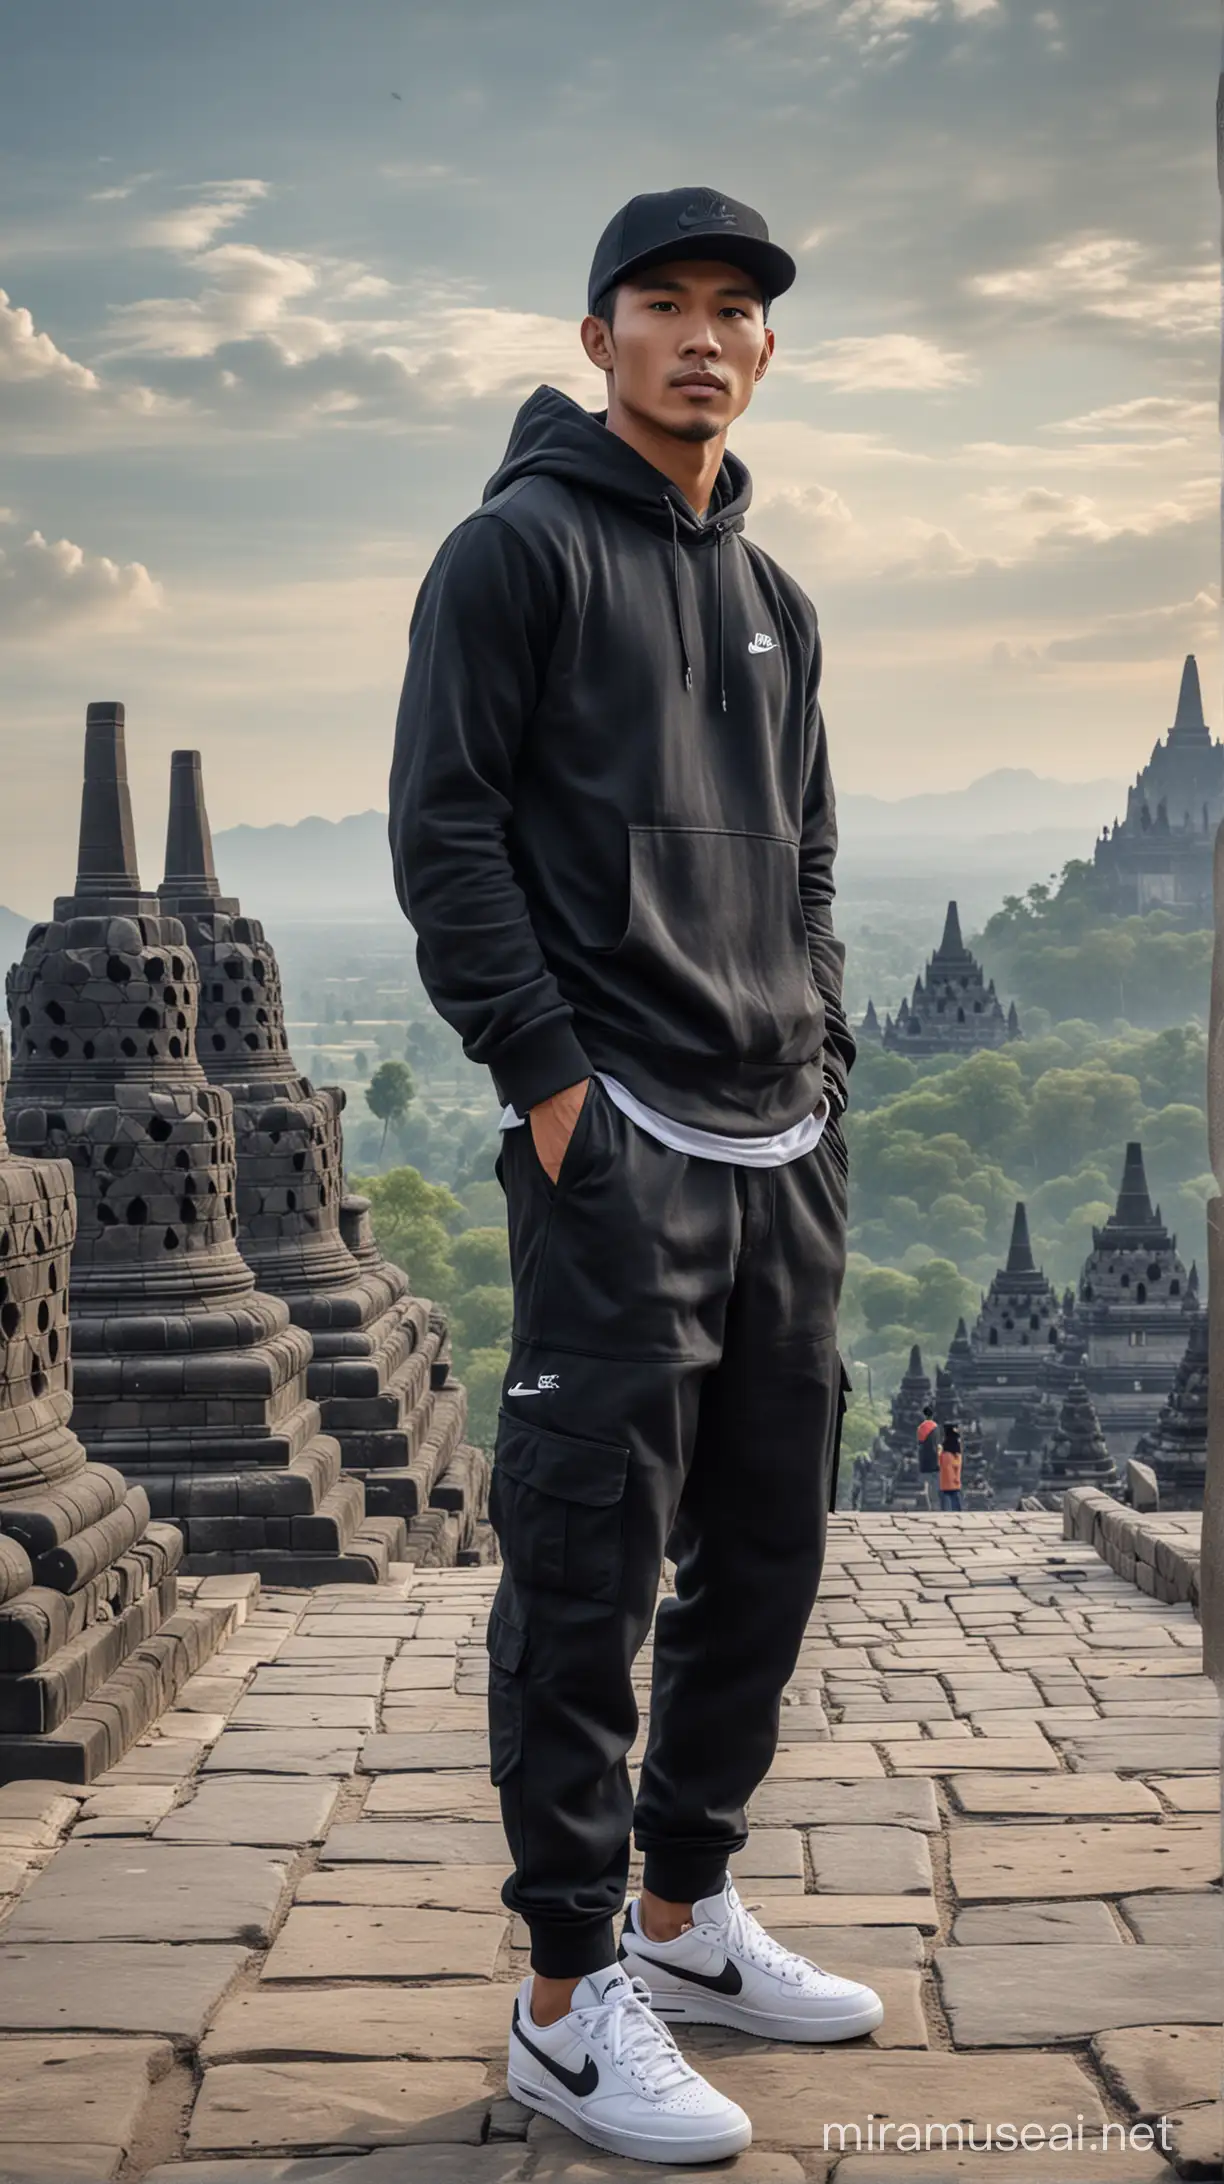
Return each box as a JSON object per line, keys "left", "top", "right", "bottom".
{"left": 4, "top": 705, "right": 395, "bottom": 1581}
{"left": 156, "top": 748, "right": 485, "bottom": 1546}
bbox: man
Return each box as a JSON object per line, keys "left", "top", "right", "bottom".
{"left": 390, "top": 186, "right": 879, "bottom": 2166}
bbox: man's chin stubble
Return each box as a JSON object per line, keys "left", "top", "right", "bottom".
{"left": 664, "top": 415, "right": 725, "bottom": 445}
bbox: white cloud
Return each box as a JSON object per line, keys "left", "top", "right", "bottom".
{"left": 970, "top": 234, "right": 1218, "bottom": 341}
{"left": 1045, "top": 589, "right": 1220, "bottom": 665}
{"left": 1046, "top": 395, "right": 1215, "bottom": 438}
{"left": 0, "top": 289, "right": 97, "bottom": 390}
{"left": 760, "top": 0, "right": 1000, "bottom": 45}
{"left": 881, "top": 523, "right": 980, "bottom": 578}
{"left": 774, "top": 333, "right": 975, "bottom": 392}
{"left": 0, "top": 531, "right": 163, "bottom": 638}
{"left": 104, "top": 243, "right": 323, "bottom": 360}
{"left": 137, "top": 179, "right": 268, "bottom": 252}
{"left": 378, "top": 161, "right": 477, "bottom": 187}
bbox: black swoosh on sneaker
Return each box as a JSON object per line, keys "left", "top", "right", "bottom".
{"left": 621, "top": 1940, "right": 744, "bottom": 1996}
{"left": 512, "top": 1999, "right": 600, "bottom": 2096}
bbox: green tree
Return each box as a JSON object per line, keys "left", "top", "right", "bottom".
{"left": 452, "top": 1283, "right": 515, "bottom": 1352}
{"left": 355, "top": 1164, "right": 458, "bottom": 1295}
{"left": 353, "top": 1050, "right": 368, "bottom": 1078}
{"left": 450, "top": 1226, "right": 511, "bottom": 1289}
{"left": 462, "top": 1346, "right": 512, "bottom": 1453}
{"left": 366, "top": 1058, "right": 416, "bottom": 1153}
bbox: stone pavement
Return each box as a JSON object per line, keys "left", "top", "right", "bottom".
{"left": 0, "top": 1510, "right": 1219, "bottom": 2183}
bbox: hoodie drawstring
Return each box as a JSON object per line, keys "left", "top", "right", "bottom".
{"left": 666, "top": 497, "right": 693, "bottom": 693}
{"left": 666, "top": 496, "right": 728, "bottom": 710}
{"left": 716, "top": 526, "right": 727, "bottom": 714}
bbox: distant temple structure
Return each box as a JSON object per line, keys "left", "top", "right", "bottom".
{"left": 1055, "top": 1141, "right": 1193, "bottom": 1460}
{"left": 1038, "top": 1377, "right": 1117, "bottom": 1495}
{"left": 857, "top": 902, "right": 1021, "bottom": 1058}
{"left": 951, "top": 1204, "right": 1062, "bottom": 1462}
{"left": 1092, "top": 655, "right": 1224, "bottom": 926}
{"left": 1134, "top": 1304, "right": 1208, "bottom": 1509}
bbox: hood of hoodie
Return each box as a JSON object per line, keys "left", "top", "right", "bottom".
{"left": 481, "top": 383, "right": 752, "bottom": 541}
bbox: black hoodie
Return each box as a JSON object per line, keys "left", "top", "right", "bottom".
{"left": 389, "top": 384, "right": 854, "bottom": 1138}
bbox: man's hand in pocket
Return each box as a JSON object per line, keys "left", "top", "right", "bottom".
{"left": 529, "top": 1078, "right": 591, "bottom": 1185}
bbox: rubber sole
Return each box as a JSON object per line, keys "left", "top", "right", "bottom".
{"left": 647, "top": 1989, "right": 886, "bottom": 2044}
{"left": 507, "top": 2067, "right": 753, "bottom": 2165}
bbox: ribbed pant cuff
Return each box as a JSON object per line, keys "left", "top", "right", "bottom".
{"left": 528, "top": 1917, "right": 618, "bottom": 1980}
{"left": 640, "top": 1850, "right": 730, "bottom": 1905}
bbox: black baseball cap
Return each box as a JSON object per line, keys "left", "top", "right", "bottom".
{"left": 587, "top": 187, "right": 796, "bottom": 316}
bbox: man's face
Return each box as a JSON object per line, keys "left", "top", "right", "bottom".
{"left": 581, "top": 258, "right": 774, "bottom": 442}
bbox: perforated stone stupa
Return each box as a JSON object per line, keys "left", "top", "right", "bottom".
{"left": 4, "top": 705, "right": 398, "bottom": 1584}
{"left": 1093, "top": 654, "right": 1224, "bottom": 925}
{"left": 1038, "top": 1376, "right": 1117, "bottom": 1495}
{"left": 156, "top": 749, "right": 487, "bottom": 1555}
{"left": 0, "top": 1026, "right": 234, "bottom": 1781}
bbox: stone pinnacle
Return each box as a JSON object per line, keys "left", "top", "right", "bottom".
{"left": 71, "top": 701, "right": 143, "bottom": 903}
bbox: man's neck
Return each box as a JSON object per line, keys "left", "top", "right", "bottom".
{"left": 604, "top": 394, "right": 725, "bottom": 520}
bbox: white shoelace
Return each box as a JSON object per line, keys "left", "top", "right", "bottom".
{"left": 578, "top": 1977, "right": 697, "bottom": 2099}
{"left": 722, "top": 1892, "right": 846, "bottom": 1992}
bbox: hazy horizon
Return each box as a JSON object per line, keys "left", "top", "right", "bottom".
{"left": 1, "top": 0, "right": 1218, "bottom": 909}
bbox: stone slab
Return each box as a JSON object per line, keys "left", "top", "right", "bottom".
{"left": 1120, "top": 1892, "right": 1224, "bottom": 1945}
{"left": 155, "top": 1777, "right": 341, "bottom": 1847}
{"left": 1060, "top": 1729, "right": 1218, "bottom": 1772}
{"left": 2, "top": 1841, "right": 290, "bottom": 1946}
{"left": 0, "top": 1941, "right": 249, "bottom": 2040}
{"left": 261, "top": 1904, "right": 507, "bottom": 1981}
{"left": 362, "top": 1774, "right": 503, "bottom": 1820}
{"left": 188, "top": 2062, "right": 491, "bottom": 2152}
{"left": 936, "top": 1943, "right": 1224, "bottom": 2044}
{"left": 763, "top": 1745, "right": 886, "bottom": 1779}
{"left": 751, "top": 1780, "right": 941, "bottom": 1830}
{"left": 831, "top": 2154, "right": 1177, "bottom": 2182}
{"left": 739, "top": 1892, "right": 940, "bottom": 1931}
{"left": 767, "top": 1925, "right": 926, "bottom": 1968}
{"left": 204, "top": 1981, "right": 520, "bottom": 2064}
{"left": 1093, "top": 2024, "right": 1222, "bottom": 2119}
{"left": 694, "top": 2049, "right": 1104, "bottom": 2146}
{"left": 149, "top": 2157, "right": 527, "bottom": 2184}
{"left": 204, "top": 1731, "right": 363, "bottom": 1776}
{"left": 947, "top": 1772, "right": 1161, "bottom": 1817}
{"left": 296, "top": 1864, "right": 507, "bottom": 1914}
{"left": 949, "top": 1819, "right": 1220, "bottom": 1901}
{"left": 0, "top": 2035, "right": 173, "bottom": 2151}
{"left": 952, "top": 1899, "right": 1122, "bottom": 1946}
{"left": 358, "top": 1732, "right": 493, "bottom": 1772}
{"left": 806, "top": 1826, "right": 933, "bottom": 1894}
{"left": 730, "top": 1831, "right": 804, "bottom": 1881}
{"left": 885, "top": 1737, "right": 1060, "bottom": 1772}
{"left": 321, "top": 1821, "right": 509, "bottom": 1864}
{"left": 530, "top": 2115, "right": 809, "bottom": 2179}
{"left": 1150, "top": 1776, "right": 1220, "bottom": 1813}
{"left": 229, "top": 1696, "right": 378, "bottom": 1731}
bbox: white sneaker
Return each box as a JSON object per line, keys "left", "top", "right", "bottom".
{"left": 620, "top": 1877, "right": 885, "bottom": 2043}
{"left": 507, "top": 1963, "right": 752, "bottom": 2165}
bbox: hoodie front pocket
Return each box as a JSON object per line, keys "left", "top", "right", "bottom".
{"left": 490, "top": 1411, "right": 629, "bottom": 1604}
{"left": 608, "top": 825, "right": 820, "bottom": 1062}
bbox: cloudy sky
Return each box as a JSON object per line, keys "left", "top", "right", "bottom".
{"left": 0, "top": 0, "right": 1218, "bottom": 911}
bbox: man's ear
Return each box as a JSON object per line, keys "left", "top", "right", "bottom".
{"left": 580, "top": 313, "right": 614, "bottom": 372}
{"left": 754, "top": 326, "right": 776, "bottom": 383}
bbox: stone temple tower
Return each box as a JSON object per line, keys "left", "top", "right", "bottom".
{"left": 156, "top": 748, "right": 486, "bottom": 1549}
{"left": 4, "top": 705, "right": 398, "bottom": 1583}
{"left": 0, "top": 1026, "right": 232, "bottom": 1781}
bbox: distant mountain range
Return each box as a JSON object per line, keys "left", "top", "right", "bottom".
{"left": 0, "top": 770, "right": 1126, "bottom": 949}
{"left": 207, "top": 768, "right": 1124, "bottom": 917}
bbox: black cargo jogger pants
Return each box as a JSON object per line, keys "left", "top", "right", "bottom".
{"left": 487, "top": 1074, "right": 849, "bottom": 1977}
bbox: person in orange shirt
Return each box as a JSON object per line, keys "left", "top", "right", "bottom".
{"left": 938, "top": 1423, "right": 963, "bottom": 1511}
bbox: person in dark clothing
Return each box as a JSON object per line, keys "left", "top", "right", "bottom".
{"left": 390, "top": 186, "right": 878, "bottom": 2166}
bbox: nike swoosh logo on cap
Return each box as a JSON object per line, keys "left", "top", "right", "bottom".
{"left": 512, "top": 1999, "right": 600, "bottom": 2095}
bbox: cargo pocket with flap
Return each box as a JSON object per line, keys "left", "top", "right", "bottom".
{"left": 486, "top": 1586, "right": 527, "bottom": 1786}
{"left": 489, "top": 1411, "right": 629, "bottom": 1605}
